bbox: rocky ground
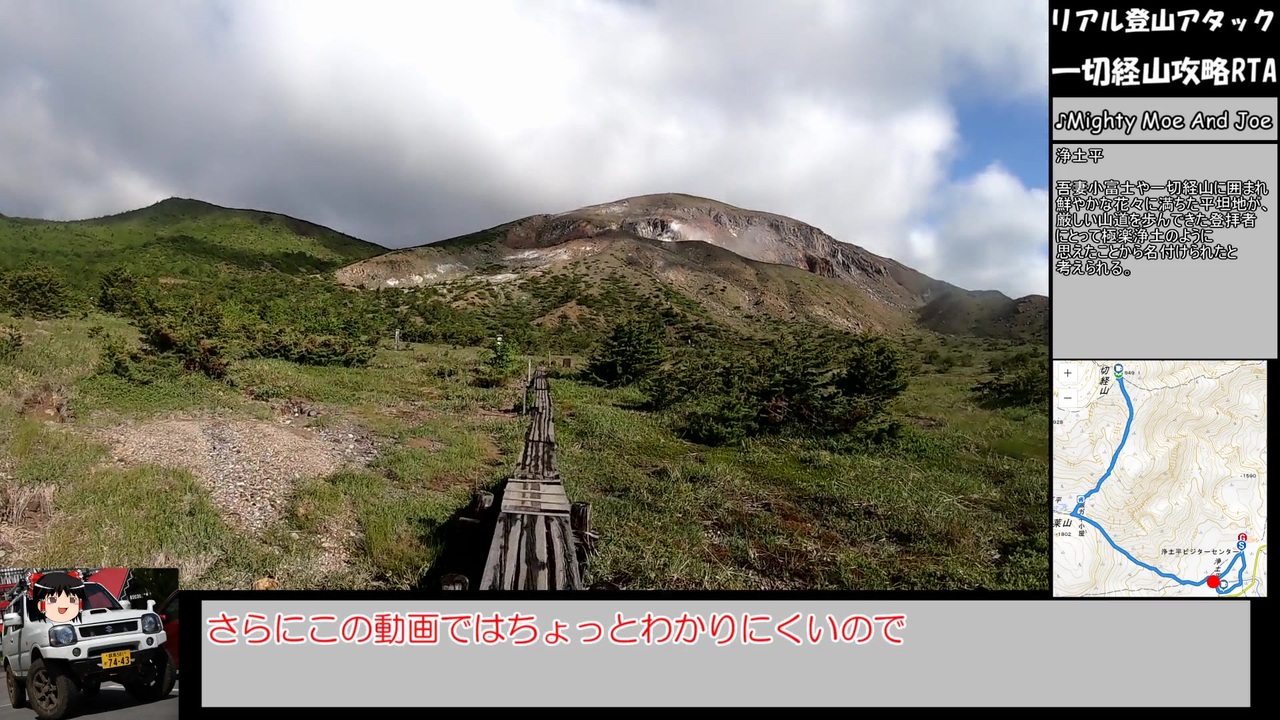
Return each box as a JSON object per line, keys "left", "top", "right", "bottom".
{"left": 93, "top": 400, "right": 379, "bottom": 536}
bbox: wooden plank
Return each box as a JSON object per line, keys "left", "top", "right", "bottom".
{"left": 504, "top": 491, "right": 570, "bottom": 504}
{"left": 534, "top": 517, "right": 550, "bottom": 590}
{"left": 513, "top": 517, "right": 530, "bottom": 590}
{"left": 499, "top": 504, "right": 570, "bottom": 515}
{"left": 554, "top": 515, "right": 584, "bottom": 591}
{"left": 549, "top": 517, "right": 568, "bottom": 590}
{"left": 518, "top": 495, "right": 569, "bottom": 507}
{"left": 567, "top": 525, "right": 585, "bottom": 590}
{"left": 525, "top": 516, "right": 542, "bottom": 590}
{"left": 503, "top": 503, "right": 572, "bottom": 515}
{"left": 502, "top": 487, "right": 568, "bottom": 496}
{"left": 479, "top": 518, "right": 506, "bottom": 590}
{"left": 565, "top": 518, "right": 581, "bottom": 590}
{"left": 523, "top": 516, "right": 540, "bottom": 590}
{"left": 511, "top": 498, "right": 571, "bottom": 509}
{"left": 505, "top": 478, "right": 563, "bottom": 488}
{"left": 507, "top": 484, "right": 563, "bottom": 495}
{"left": 511, "top": 473, "right": 560, "bottom": 483}
{"left": 503, "top": 498, "right": 558, "bottom": 509}
{"left": 506, "top": 478, "right": 564, "bottom": 487}
{"left": 519, "top": 485, "right": 568, "bottom": 496}
{"left": 505, "top": 499, "right": 570, "bottom": 509}
{"left": 503, "top": 486, "right": 565, "bottom": 498}
{"left": 504, "top": 518, "right": 519, "bottom": 591}
{"left": 503, "top": 488, "right": 569, "bottom": 501}
{"left": 471, "top": 490, "right": 494, "bottom": 514}
{"left": 501, "top": 515, "right": 523, "bottom": 591}
{"left": 570, "top": 502, "right": 590, "bottom": 529}
{"left": 504, "top": 496, "right": 570, "bottom": 507}
{"left": 503, "top": 504, "right": 573, "bottom": 515}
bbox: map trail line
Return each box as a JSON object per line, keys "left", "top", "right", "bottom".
{"left": 1068, "top": 364, "right": 1248, "bottom": 596}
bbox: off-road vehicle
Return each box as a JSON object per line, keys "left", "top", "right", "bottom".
{"left": 3, "top": 574, "right": 175, "bottom": 720}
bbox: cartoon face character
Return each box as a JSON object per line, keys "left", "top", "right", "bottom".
{"left": 31, "top": 572, "right": 87, "bottom": 623}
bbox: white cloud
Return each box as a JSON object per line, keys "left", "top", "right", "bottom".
{"left": 0, "top": 74, "right": 169, "bottom": 220}
{"left": 906, "top": 163, "right": 1049, "bottom": 298}
{"left": 0, "top": 0, "right": 1048, "bottom": 295}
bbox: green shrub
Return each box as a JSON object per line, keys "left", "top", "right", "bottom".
{"left": 0, "top": 324, "right": 23, "bottom": 363}
{"left": 972, "top": 347, "right": 1049, "bottom": 409}
{"left": 483, "top": 334, "right": 518, "bottom": 377}
{"left": 134, "top": 295, "right": 233, "bottom": 379}
{"left": 647, "top": 332, "right": 911, "bottom": 446}
{"left": 95, "top": 273, "right": 388, "bottom": 383}
{"left": 255, "top": 331, "right": 378, "bottom": 367}
{"left": 0, "top": 264, "right": 81, "bottom": 319}
{"left": 97, "top": 334, "right": 183, "bottom": 385}
{"left": 585, "top": 317, "right": 667, "bottom": 387}
{"left": 97, "top": 265, "right": 154, "bottom": 317}
{"left": 834, "top": 334, "right": 910, "bottom": 407}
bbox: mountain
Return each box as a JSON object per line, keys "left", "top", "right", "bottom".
{"left": 2, "top": 194, "right": 1046, "bottom": 341}
{"left": 337, "top": 193, "right": 1047, "bottom": 340}
{"left": 0, "top": 198, "right": 386, "bottom": 286}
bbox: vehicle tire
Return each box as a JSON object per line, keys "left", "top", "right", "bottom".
{"left": 80, "top": 680, "right": 100, "bottom": 696}
{"left": 26, "top": 658, "right": 79, "bottom": 720}
{"left": 5, "top": 662, "right": 27, "bottom": 709}
{"left": 123, "top": 650, "right": 175, "bottom": 703}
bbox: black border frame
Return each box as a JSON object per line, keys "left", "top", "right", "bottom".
{"left": 127, "top": 2, "right": 1280, "bottom": 715}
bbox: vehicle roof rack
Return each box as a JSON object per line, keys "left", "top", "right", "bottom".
{"left": 0, "top": 568, "right": 101, "bottom": 589}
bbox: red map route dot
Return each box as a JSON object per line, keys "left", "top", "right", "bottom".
{"left": 1206, "top": 575, "right": 1221, "bottom": 589}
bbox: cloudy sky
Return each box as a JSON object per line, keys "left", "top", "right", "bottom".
{"left": 0, "top": 0, "right": 1049, "bottom": 297}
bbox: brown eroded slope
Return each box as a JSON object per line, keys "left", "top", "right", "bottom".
{"left": 336, "top": 193, "right": 1047, "bottom": 340}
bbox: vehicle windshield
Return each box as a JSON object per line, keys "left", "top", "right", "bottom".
{"left": 82, "top": 583, "right": 123, "bottom": 611}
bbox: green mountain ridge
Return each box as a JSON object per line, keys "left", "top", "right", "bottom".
{"left": 0, "top": 197, "right": 385, "bottom": 285}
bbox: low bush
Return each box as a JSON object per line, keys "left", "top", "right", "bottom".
{"left": 0, "top": 264, "right": 82, "bottom": 319}
{"left": 645, "top": 332, "right": 912, "bottom": 446}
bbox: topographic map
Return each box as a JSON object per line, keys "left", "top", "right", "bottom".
{"left": 1053, "top": 360, "right": 1267, "bottom": 597}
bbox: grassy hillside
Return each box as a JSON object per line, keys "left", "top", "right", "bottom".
{"left": 1, "top": 310, "right": 1047, "bottom": 591}
{"left": 917, "top": 290, "right": 1049, "bottom": 342}
{"left": 0, "top": 198, "right": 386, "bottom": 285}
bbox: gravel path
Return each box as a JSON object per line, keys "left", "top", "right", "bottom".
{"left": 97, "top": 418, "right": 380, "bottom": 535}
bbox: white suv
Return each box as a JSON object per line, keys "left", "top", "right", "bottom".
{"left": 3, "top": 580, "right": 175, "bottom": 720}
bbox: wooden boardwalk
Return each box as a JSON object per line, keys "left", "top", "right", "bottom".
{"left": 478, "top": 369, "right": 588, "bottom": 590}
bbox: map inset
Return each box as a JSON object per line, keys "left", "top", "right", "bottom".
{"left": 1053, "top": 361, "right": 1267, "bottom": 597}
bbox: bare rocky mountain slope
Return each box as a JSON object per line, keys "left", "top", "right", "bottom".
{"left": 337, "top": 193, "right": 1047, "bottom": 339}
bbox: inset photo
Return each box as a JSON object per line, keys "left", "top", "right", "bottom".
{"left": 1053, "top": 361, "right": 1268, "bottom": 598}
{"left": 2, "top": 566, "right": 178, "bottom": 719}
